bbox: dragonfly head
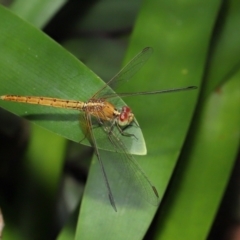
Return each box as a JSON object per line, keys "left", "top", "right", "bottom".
{"left": 118, "top": 106, "right": 134, "bottom": 127}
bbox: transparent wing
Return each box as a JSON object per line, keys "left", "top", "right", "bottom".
{"left": 83, "top": 111, "right": 117, "bottom": 211}
{"left": 92, "top": 47, "right": 153, "bottom": 99}
{"left": 99, "top": 119, "right": 159, "bottom": 206}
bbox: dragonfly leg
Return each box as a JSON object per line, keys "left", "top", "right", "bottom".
{"left": 108, "top": 117, "right": 138, "bottom": 139}
{"left": 114, "top": 122, "right": 138, "bottom": 140}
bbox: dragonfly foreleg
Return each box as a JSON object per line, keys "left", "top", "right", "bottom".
{"left": 116, "top": 123, "right": 138, "bottom": 139}
{"left": 107, "top": 117, "right": 138, "bottom": 139}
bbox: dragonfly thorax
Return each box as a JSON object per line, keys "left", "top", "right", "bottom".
{"left": 83, "top": 99, "right": 118, "bottom": 122}
{"left": 117, "top": 106, "right": 134, "bottom": 127}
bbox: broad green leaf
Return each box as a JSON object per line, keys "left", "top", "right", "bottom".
{"left": 156, "top": 69, "right": 240, "bottom": 240}
{"left": 76, "top": 0, "right": 206, "bottom": 239}
{"left": 10, "top": 0, "right": 67, "bottom": 28}
{"left": 203, "top": 0, "right": 240, "bottom": 97}
{"left": 154, "top": 0, "right": 240, "bottom": 238}
{"left": 0, "top": 5, "right": 146, "bottom": 155}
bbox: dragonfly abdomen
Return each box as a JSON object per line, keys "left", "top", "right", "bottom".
{"left": 0, "top": 95, "right": 84, "bottom": 110}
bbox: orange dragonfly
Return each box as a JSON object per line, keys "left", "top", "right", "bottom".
{"left": 0, "top": 47, "right": 197, "bottom": 211}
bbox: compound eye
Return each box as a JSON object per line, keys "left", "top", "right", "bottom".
{"left": 120, "top": 112, "right": 128, "bottom": 122}
{"left": 122, "top": 106, "right": 131, "bottom": 113}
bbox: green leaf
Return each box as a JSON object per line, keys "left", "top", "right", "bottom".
{"left": 156, "top": 69, "right": 240, "bottom": 240}
{"left": 0, "top": 5, "right": 146, "bottom": 155}
{"left": 203, "top": 0, "right": 240, "bottom": 96}
{"left": 10, "top": 0, "right": 67, "bottom": 28}
{"left": 154, "top": 0, "right": 240, "bottom": 238}
{"left": 75, "top": 0, "right": 204, "bottom": 239}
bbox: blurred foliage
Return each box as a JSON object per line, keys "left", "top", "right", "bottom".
{"left": 0, "top": 0, "right": 239, "bottom": 240}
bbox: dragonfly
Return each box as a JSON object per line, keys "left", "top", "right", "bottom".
{"left": 0, "top": 47, "right": 197, "bottom": 211}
